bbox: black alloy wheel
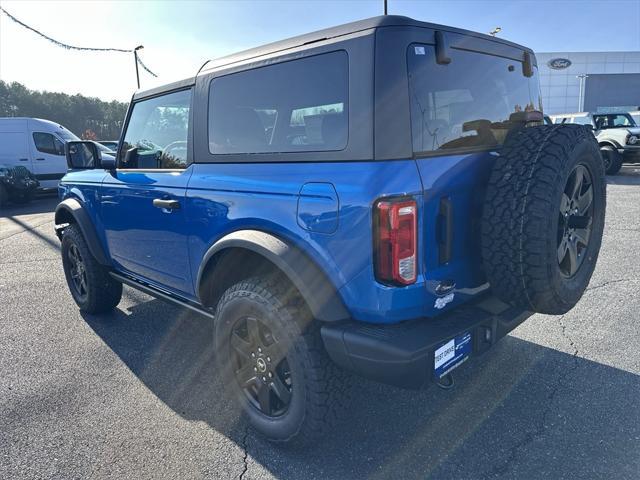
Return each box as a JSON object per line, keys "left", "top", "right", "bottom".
{"left": 231, "top": 315, "right": 293, "bottom": 417}
{"left": 557, "top": 164, "right": 594, "bottom": 278}
{"left": 67, "top": 243, "right": 89, "bottom": 300}
{"left": 601, "top": 150, "right": 613, "bottom": 171}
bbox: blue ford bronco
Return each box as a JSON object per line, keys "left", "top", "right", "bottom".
{"left": 56, "top": 16, "right": 606, "bottom": 443}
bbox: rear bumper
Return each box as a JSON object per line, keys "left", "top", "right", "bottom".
{"left": 321, "top": 296, "right": 532, "bottom": 389}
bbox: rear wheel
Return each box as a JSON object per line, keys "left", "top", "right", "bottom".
{"left": 61, "top": 224, "right": 122, "bottom": 313}
{"left": 600, "top": 145, "right": 622, "bottom": 175}
{"left": 214, "top": 275, "right": 350, "bottom": 444}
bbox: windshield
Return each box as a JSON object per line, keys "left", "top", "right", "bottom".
{"left": 408, "top": 44, "right": 541, "bottom": 154}
{"left": 592, "top": 113, "right": 637, "bottom": 129}
{"left": 57, "top": 129, "right": 80, "bottom": 141}
{"left": 93, "top": 141, "right": 114, "bottom": 153}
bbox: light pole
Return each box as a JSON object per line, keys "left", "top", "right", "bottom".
{"left": 489, "top": 27, "right": 502, "bottom": 36}
{"left": 134, "top": 45, "right": 144, "bottom": 89}
{"left": 577, "top": 74, "right": 588, "bottom": 112}
{"left": 384, "top": 0, "right": 387, "bottom": 15}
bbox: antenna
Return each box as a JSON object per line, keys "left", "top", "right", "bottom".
{"left": 384, "top": 0, "right": 388, "bottom": 15}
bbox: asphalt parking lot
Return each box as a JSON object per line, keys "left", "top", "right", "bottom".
{"left": 1, "top": 168, "right": 639, "bottom": 480}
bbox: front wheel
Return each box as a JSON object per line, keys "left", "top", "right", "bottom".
{"left": 13, "top": 189, "right": 36, "bottom": 204}
{"left": 600, "top": 145, "right": 622, "bottom": 175}
{"left": 61, "top": 224, "right": 122, "bottom": 313}
{"left": 214, "top": 276, "right": 350, "bottom": 444}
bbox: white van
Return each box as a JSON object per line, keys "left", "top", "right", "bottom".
{"left": 0, "top": 118, "right": 80, "bottom": 189}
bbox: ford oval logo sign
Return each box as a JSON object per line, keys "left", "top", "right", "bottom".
{"left": 547, "top": 58, "right": 572, "bottom": 70}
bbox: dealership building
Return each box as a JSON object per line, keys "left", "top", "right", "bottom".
{"left": 536, "top": 51, "right": 640, "bottom": 115}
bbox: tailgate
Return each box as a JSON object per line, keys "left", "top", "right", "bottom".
{"left": 415, "top": 151, "right": 496, "bottom": 316}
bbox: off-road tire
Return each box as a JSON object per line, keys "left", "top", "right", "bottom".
{"left": 600, "top": 145, "right": 623, "bottom": 175}
{"left": 482, "top": 124, "right": 606, "bottom": 315}
{"left": 61, "top": 224, "right": 122, "bottom": 313}
{"left": 13, "top": 189, "right": 36, "bottom": 204}
{"left": 214, "top": 275, "right": 351, "bottom": 444}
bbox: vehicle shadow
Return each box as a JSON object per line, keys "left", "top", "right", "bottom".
{"left": 607, "top": 165, "right": 640, "bottom": 186}
{"left": 82, "top": 292, "right": 640, "bottom": 479}
{"left": 0, "top": 195, "right": 59, "bottom": 217}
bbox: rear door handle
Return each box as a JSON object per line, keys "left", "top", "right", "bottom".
{"left": 35, "top": 158, "right": 45, "bottom": 161}
{"left": 153, "top": 199, "right": 181, "bottom": 210}
{"left": 19, "top": 158, "right": 29, "bottom": 162}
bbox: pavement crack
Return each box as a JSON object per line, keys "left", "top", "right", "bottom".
{"left": 481, "top": 314, "right": 580, "bottom": 479}
{"left": 238, "top": 423, "right": 250, "bottom": 480}
{"left": 0, "top": 258, "right": 58, "bottom": 265}
{"left": 586, "top": 278, "right": 636, "bottom": 292}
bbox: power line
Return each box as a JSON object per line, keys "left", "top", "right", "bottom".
{"left": 0, "top": 6, "right": 157, "bottom": 78}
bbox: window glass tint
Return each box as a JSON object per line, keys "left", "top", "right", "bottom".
{"left": 208, "top": 51, "right": 348, "bottom": 154}
{"left": 57, "top": 129, "right": 80, "bottom": 141}
{"left": 33, "top": 132, "right": 65, "bottom": 155}
{"left": 120, "top": 89, "right": 191, "bottom": 169}
{"left": 571, "top": 116, "right": 592, "bottom": 125}
{"left": 408, "top": 45, "right": 542, "bottom": 154}
{"left": 593, "top": 113, "right": 634, "bottom": 128}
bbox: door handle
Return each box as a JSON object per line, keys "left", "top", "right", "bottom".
{"left": 153, "top": 198, "right": 181, "bottom": 210}
{"left": 19, "top": 158, "right": 29, "bottom": 162}
{"left": 35, "top": 158, "right": 45, "bottom": 161}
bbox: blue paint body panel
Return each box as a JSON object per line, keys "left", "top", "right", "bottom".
{"left": 297, "top": 183, "right": 339, "bottom": 234}
{"left": 59, "top": 150, "right": 495, "bottom": 324}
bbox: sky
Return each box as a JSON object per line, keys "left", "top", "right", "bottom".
{"left": 1, "top": 0, "right": 639, "bottom": 102}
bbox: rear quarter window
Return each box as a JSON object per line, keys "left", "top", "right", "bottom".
{"left": 407, "top": 44, "right": 542, "bottom": 155}
{"left": 208, "top": 50, "right": 349, "bottom": 154}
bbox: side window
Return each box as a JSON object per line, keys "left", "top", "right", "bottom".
{"left": 572, "top": 116, "right": 591, "bottom": 126}
{"left": 33, "top": 132, "right": 65, "bottom": 155}
{"left": 208, "top": 50, "right": 348, "bottom": 154}
{"left": 119, "top": 89, "right": 191, "bottom": 169}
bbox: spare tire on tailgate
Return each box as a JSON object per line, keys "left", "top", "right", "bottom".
{"left": 481, "top": 124, "right": 606, "bottom": 315}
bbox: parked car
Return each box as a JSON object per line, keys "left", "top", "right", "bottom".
{"left": 0, "top": 164, "right": 39, "bottom": 207}
{"left": 55, "top": 15, "right": 606, "bottom": 444}
{"left": 550, "top": 112, "right": 640, "bottom": 174}
{"left": 97, "top": 140, "right": 119, "bottom": 151}
{"left": 0, "top": 118, "right": 80, "bottom": 189}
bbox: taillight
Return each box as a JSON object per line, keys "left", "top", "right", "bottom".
{"left": 374, "top": 199, "right": 417, "bottom": 285}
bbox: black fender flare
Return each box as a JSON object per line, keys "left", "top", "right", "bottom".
{"left": 197, "top": 230, "right": 350, "bottom": 322}
{"left": 599, "top": 140, "right": 622, "bottom": 150}
{"left": 54, "top": 198, "right": 110, "bottom": 266}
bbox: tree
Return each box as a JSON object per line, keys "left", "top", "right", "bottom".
{"left": 0, "top": 80, "right": 128, "bottom": 139}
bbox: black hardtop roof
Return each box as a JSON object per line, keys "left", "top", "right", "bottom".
{"left": 133, "top": 15, "right": 532, "bottom": 100}
{"left": 202, "top": 15, "right": 533, "bottom": 72}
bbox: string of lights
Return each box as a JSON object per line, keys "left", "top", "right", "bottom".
{"left": 0, "top": 6, "right": 158, "bottom": 78}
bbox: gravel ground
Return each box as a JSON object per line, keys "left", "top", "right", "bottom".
{"left": 1, "top": 167, "right": 639, "bottom": 480}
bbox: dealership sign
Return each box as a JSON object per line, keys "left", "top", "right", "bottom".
{"left": 547, "top": 58, "right": 572, "bottom": 70}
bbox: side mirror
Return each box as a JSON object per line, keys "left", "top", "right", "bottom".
{"left": 122, "top": 147, "right": 138, "bottom": 167}
{"left": 65, "top": 141, "right": 100, "bottom": 170}
{"left": 101, "top": 154, "right": 117, "bottom": 170}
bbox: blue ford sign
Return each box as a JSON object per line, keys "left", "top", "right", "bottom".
{"left": 548, "top": 58, "right": 572, "bottom": 70}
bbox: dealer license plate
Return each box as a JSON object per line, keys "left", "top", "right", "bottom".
{"left": 434, "top": 332, "right": 472, "bottom": 378}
